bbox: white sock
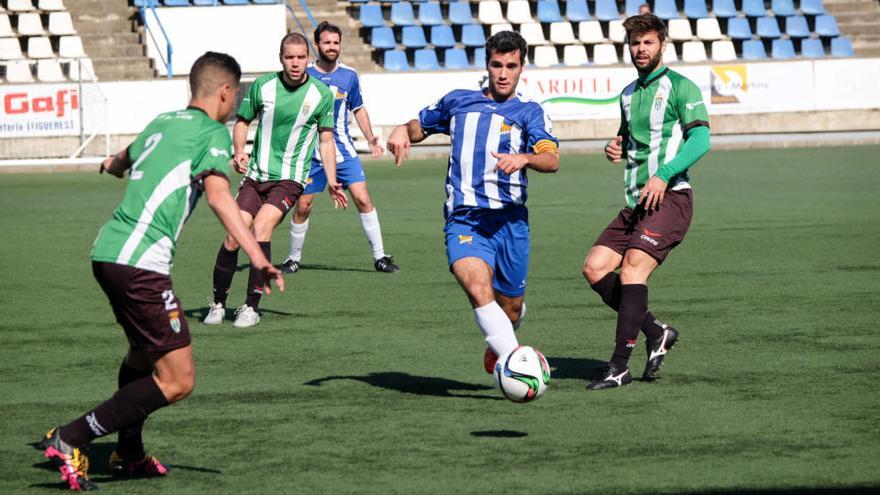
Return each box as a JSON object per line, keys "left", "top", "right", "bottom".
{"left": 359, "top": 209, "right": 386, "bottom": 260}
{"left": 288, "top": 219, "right": 309, "bottom": 262}
{"left": 474, "top": 301, "right": 519, "bottom": 357}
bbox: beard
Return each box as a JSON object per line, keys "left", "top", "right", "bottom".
{"left": 319, "top": 48, "right": 339, "bottom": 64}
{"left": 635, "top": 49, "right": 663, "bottom": 75}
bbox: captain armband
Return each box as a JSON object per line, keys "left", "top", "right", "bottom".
{"left": 533, "top": 140, "right": 559, "bottom": 156}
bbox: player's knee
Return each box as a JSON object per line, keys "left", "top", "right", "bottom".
{"left": 253, "top": 222, "right": 274, "bottom": 242}
{"left": 353, "top": 194, "right": 373, "bottom": 213}
{"left": 583, "top": 258, "right": 607, "bottom": 284}
{"left": 223, "top": 235, "right": 240, "bottom": 251}
{"left": 296, "top": 197, "right": 314, "bottom": 216}
{"left": 163, "top": 373, "right": 195, "bottom": 403}
{"left": 502, "top": 300, "right": 522, "bottom": 322}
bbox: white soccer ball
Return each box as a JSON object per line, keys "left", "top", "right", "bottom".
{"left": 493, "top": 346, "right": 551, "bottom": 403}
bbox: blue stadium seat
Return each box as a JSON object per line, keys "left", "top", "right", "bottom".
{"left": 473, "top": 47, "right": 486, "bottom": 66}
{"left": 771, "top": 38, "right": 795, "bottom": 58}
{"left": 566, "top": 0, "right": 591, "bottom": 21}
{"left": 192, "top": 0, "right": 217, "bottom": 5}
{"left": 814, "top": 15, "right": 840, "bottom": 37}
{"left": 384, "top": 50, "right": 409, "bottom": 71}
{"left": 785, "top": 16, "right": 810, "bottom": 38}
{"left": 830, "top": 36, "right": 854, "bottom": 56}
{"left": 726, "top": 17, "right": 753, "bottom": 40}
{"left": 414, "top": 49, "right": 440, "bottom": 70}
{"left": 418, "top": 2, "right": 444, "bottom": 25}
{"left": 251, "top": 0, "right": 279, "bottom": 4}
{"left": 349, "top": 0, "right": 369, "bottom": 2}
{"left": 430, "top": 25, "right": 455, "bottom": 48}
{"left": 742, "top": 0, "right": 766, "bottom": 17}
{"left": 771, "top": 0, "right": 796, "bottom": 17}
{"left": 401, "top": 25, "right": 427, "bottom": 48}
{"left": 594, "top": 0, "right": 620, "bottom": 21}
{"left": 537, "top": 0, "right": 563, "bottom": 22}
{"left": 625, "top": 0, "right": 641, "bottom": 16}
{"left": 163, "top": 0, "right": 191, "bottom": 6}
{"left": 444, "top": 48, "right": 470, "bottom": 69}
{"left": 653, "top": 0, "right": 680, "bottom": 19}
{"left": 359, "top": 4, "right": 385, "bottom": 28}
{"left": 684, "top": 0, "right": 709, "bottom": 19}
{"left": 461, "top": 24, "right": 486, "bottom": 47}
{"left": 742, "top": 39, "right": 767, "bottom": 59}
{"left": 800, "top": 0, "right": 826, "bottom": 15}
{"left": 756, "top": 17, "right": 781, "bottom": 38}
{"left": 221, "top": 0, "right": 248, "bottom": 5}
{"left": 390, "top": 2, "right": 416, "bottom": 26}
{"left": 800, "top": 37, "right": 825, "bottom": 57}
{"left": 371, "top": 27, "right": 396, "bottom": 49}
{"left": 711, "top": 0, "right": 737, "bottom": 18}
{"left": 448, "top": 1, "right": 474, "bottom": 25}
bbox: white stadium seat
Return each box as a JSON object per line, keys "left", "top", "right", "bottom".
{"left": 533, "top": 45, "right": 558, "bottom": 67}
{"left": 39, "top": 0, "right": 67, "bottom": 11}
{"left": 27, "top": 36, "right": 53, "bottom": 58}
{"left": 67, "top": 57, "right": 96, "bottom": 80}
{"left": 16, "top": 12, "right": 44, "bottom": 35}
{"left": 578, "top": 21, "right": 606, "bottom": 43}
{"left": 5, "top": 60, "right": 34, "bottom": 82}
{"left": 0, "top": 37, "right": 24, "bottom": 59}
{"left": 563, "top": 44, "right": 588, "bottom": 65}
{"left": 48, "top": 11, "right": 76, "bottom": 36}
{"left": 668, "top": 19, "right": 694, "bottom": 41}
{"left": 608, "top": 20, "right": 626, "bottom": 43}
{"left": 0, "top": 14, "right": 14, "bottom": 37}
{"left": 478, "top": 1, "right": 505, "bottom": 25}
{"left": 622, "top": 44, "right": 632, "bottom": 64}
{"left": 59, "top": 35, "right": 85, "bottom": 58}
{"left": 682, "top": 41, "right": 708, "bottom": 62}
{"left": 711, "top": 40, "right": 737, "bottom": 61}
{"left": 663, "top": 42, "right": 678, "bottom": 63}
{"left": 549, "top": 21, "right": 576, "bottom": 44}
{"left": 696, "top": 18, "right": 724, "bottom": 41}
{"left": 37, "top": 58, "right": 65, "bottom": 81}
{"left": 506, "top": 0, "right": 533, "bottom": 24}
{"left": 7, "top": 0, "right": 36, "bottom": 13}
{"left": 519, "top": 22, "right": 546, "bottom": 45}
{"left": 490, "top": 23, "right": 513, "bottom": 36}
{"left": 593, "top": 43, "right": 618, "bottom": 65}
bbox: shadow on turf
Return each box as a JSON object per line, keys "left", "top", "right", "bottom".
{"left": 184, "top": 306, "right": 293, "bottom": 321}
{"left": 470, "top": 430, "right": 528, "bottom": 438}
{"left": 304, "top": 372, "right": 503, "bottom": 400}
{"left": 547, "top": 356, "right": 610, "bottom": 381}
{"left": 233, "top": 262, "right": 374, "bottom": 273}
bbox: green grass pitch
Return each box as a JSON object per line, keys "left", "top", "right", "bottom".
{"left": 1, "top": 146, "right": 878, "bottom": 494}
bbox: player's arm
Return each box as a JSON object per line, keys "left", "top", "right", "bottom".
{"left": 491, "top": 147, "right": 559, "bottom": 175}
{"left": 387, "top": 119, "right": 427, "bottom": 166}
{"left": 204, "top": 174, "right": 284, "bottom": 293}
{"left": 100, "top": 146, "right": 131, "bottom": 178}
{"left": 352, "top": 107, "right": 384, "bottom": 158}
{"left": 232, "top": 117, "right": 252, "bottom": 174}
{"left": 605, "top": 99, "right": 628, "bottom": 163}
{"left": 319, "top": 128, "right": 348, "bottom": 210}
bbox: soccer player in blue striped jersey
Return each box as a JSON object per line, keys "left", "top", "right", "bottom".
{"left": 281, "top": 22, "right": 398, "bottom": 274}
{"left": 387, "top": 31, "right": 559, "bottom": 375}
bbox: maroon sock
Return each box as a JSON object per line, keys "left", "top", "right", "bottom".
{"left": 590, "top": 272, "right": 664, "bottom": 341}
{"left": 610, "top": 284, "right": 649, "bottom": 369}
{"left": 212, "top": 245, "right": 239, "bottom": 305}
{"left": 245, "top": 242, "right": 271, "bottom": 310}
{"left": 114, "top": 360, "right": 153, "bottom": 458}
{"left": 58, "top": 376, "right": 169, "bottom": 448}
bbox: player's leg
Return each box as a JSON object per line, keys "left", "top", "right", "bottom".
{"left": 345, "top": 161, "right": 398, "bottom": 272}
{"left": 284, "top": 165, "right": 325, "bottom": 273}
{"left": 110, "top": 348, "right": 155, "bottom": 469}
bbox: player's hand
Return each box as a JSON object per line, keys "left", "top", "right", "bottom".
{"left": 386, "top": 126, "right": 411, "bottom": 166}
{"left": 605, "top": 136, "right": 624, "bottom": 163}
{"left": 639, "top": 176, "right": 667, "bottom": 211}
{"left": 328, "top": 183, "right": 349, "bottom": 210}
{"left": 491, "top": 151, "right": 529, "bottom": 175}
{"left": 255, "top": 261, "right": 284, "bottom": 295}
{"left": 367, "top": 136, "right": 385, "bottom": 158}
{"left": 100, "top": 155, "right": 125, "bottom": 178}
{"left": 233, "top": 151, "right": 249, "bottom": 174}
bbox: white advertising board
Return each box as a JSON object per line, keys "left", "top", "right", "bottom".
{"left": 0, "top": 84, "right": 81, "bottom": 138}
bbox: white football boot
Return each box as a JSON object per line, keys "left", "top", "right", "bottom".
{"left": 233, "top": 305, "right": 260, "bottom": 328}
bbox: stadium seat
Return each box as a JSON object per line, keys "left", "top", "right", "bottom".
{"left": 563, "top": 44, "right": 588, "bottom": 65}
{"left": 624, "top": 0, "right": 642, "bottom": 16}
{"left": 668, "top": 19, "right": 694, "bottom": 40}
{"left": 251, "top": 0, "right": 280, "bottom": 4}
{"left": 741, "top": 39, "right": 767, "bottom": 59}
{"left": 221, "top": 0, "right": 249, "bottom": 5}
{"left": 592, "top": 43, "right": 618, "bottom": 64}
{"left": 490, "top": 23, "right": 513, "bottom": 36}
{"left": 478, "top": 1, "right": 505, "bottom": 24}
{"left": 359, "top": 4, "right": 385, "bottom": 28}
{"left": 653, "top": 0, "right": 680, "bottom": 19}
{"left": 383, "top": 49, "right": 409, "bottom": 71}
{"left": 16, "top": 12, "right": 44, "bottom": 36}
{"left": 192, "top": 0, "right": 219, "bottom": 5}
{"left": 48, "top": 12, "right": 76, "bottom": 36}
{"left": 5, "top": 60, "right": 33, "bottom": 82}
{"left": 800, "top": 0, "right": 825, "bottom": 15}
{"left": 830, "top": 36, "right": 854, "bottom": 57}
{"left": 38, "top": 0, "right": 66, "bottom": 11}
{"left": 414, "top": 48, "right": 440, "bottom": 70}
{"left": 711, "top": 39, "right": 737, "bottom": 60}
{"left": 726, "top": 17, "right": 752, "bottom": 40}
{"left": 37, "top": 58, "right": 65, "bottom": 82}
{"left": 444, "top": 47, "right": 469, "bottom": 68}
{"left": 771, "top": 38, "right": 795, "bottom": 58}
{"left": 593, "top": 0, "right": 620, "bottom": 22}
{"left": 799, "top": 37, "right": 824, "bottom": 57}
{"left": 371, "top": 27, "right": 396, "bottom": 49}
{"left": 58, "top": 35, "right": 85, "bottom": 58}
{"left": 6, "top": 0, "right": 35, "bottom": 12}
{"left": 742, "top": 0, "right": 766, "bottom": 17}
{"left": 0, "top": 37, "right": 24, "bottom": 59}
{"left": 785, "top": 16, "right": 810, "bottom": 38}
{"left": 473, "top": 47, "right": 486, "bottom": 66}
{"left": 711, "top": 0, "right": 737, "bottom": 18}
{"left": 696, "top": 18, "right": 723, "bottom": 40}
{"left": 578, "top": 20, "right": 605, "bottom": 43}
{"left": 506, "top": 1, "right": 533, "bottom": 24}
{"left": 27, "top": 36, "right": 53, "bottom": 58}
{"left": 430, "top": 25, "right": 455, "bottom": 48}
{"left": 663, "top": 42, "right": 678, "bottom": 63}
{"left": 401, "top": 26, "right": 427, "bottom": 48}
{"left": 771, "top": 0, "right": 796, "bottom": 17}
{"left": 390, "top": 2, "right": 416, "bottom": 26}
{"left": 164, "top": 0, "right": 192, "bottom": 6}
{"left": 566, "top": 0, "right": 591, "bottom": 22}
{"left": 814, "top": 15, "right": 840, "bottom": 37}
{"left": 0, "top": 14, "right": 13, "bottom": 37}
{"left": 756, "top": 17, "right": 781, "bottom": 38}
{"left": 67, "top": 57, "right": 95, "bottom": 80}
{"left": 681, "top": 40, "right": 707, "bottom": 61}
{"left": 448, "top": 1, "right": 474, "bottom": 25}
{"left": 519, "top": 22, "right": 546, "bottom": 45}
{"left": 684, "top": 0, "right": 709, "bottom": 19}
{"left": 608, "top": 19, "right": 626, "bottom": 43}
{"left": 549, "top": 21, "right": 576, "bottom": 44}
{"left": 460, "top": 24, "right": 485, "bottom": 47}
{"left": 537, "top": 0, "right": 563, "bottom": 23}
{"left": 533, "top": 45, "right": 558, "bottom": 67}
{"left": 418, "top": 2, "right": 444, "bottom": 26}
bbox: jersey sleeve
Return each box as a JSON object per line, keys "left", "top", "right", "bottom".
{"left": 524, "top": 102, "right": 559, "bottom": 155}
{"left": 237, "top": 79, "right": 262, "bottom": 122}
{"left": 675, "top": 78, "right": 710, "bottom": 131}
{"left": 192, "top": 126, "right": 232, "bottom": 180}
{"left": 318, "top": 89, "right": 335, "bottom": 130}
{"left": 348, "top": 74, "right": 364, "bottom": 112}
{"left": 418, "top": 92, "right": 453, "bottom": 136}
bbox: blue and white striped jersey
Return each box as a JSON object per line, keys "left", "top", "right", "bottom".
{"left": 419, "top": 89, "right": 558, "bottom": 217}
{"left": 307, "top": 62, "right": 364, "bottom": 163}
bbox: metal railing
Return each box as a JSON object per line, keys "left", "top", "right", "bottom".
{"left": 138, "top": 0, "right": 174, "bottom": 78}
{"left": 285, "top": 1, "right": 318, "bottom": 56}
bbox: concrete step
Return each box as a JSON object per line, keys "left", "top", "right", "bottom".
{"left": 71, "top": 19, "right": 134, "bottom": 34}
{"left": 825, "top": 1, "right": 880, "bottom": 13}
{"left": 842, "top": 24, "right": 880, "bottom": 36}
{"left": 80, "top": 32, "right": 141, "bottom": 45}
{"left": 92, "top": 56, "right": 155, "bottom": 80}
{"left": 65, "top": 0, "right": 134, "bottom": 17}
{"left": 83, "top": 43, "right": 145, "bottom": 58}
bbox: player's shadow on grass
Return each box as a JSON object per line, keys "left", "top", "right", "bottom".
{"left": 547, "top": 356, "right": 610, "bottom": 381}
{"left": 184, "top": 306, "right": 292, "bottom": 321}
{"left": 233, "top": 262, "right": 374, "bottom": 273}
{"left": 305, "top": 372, "right": 503, "bottom": 400}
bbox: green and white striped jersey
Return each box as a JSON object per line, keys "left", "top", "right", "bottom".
{"left": 239, "top": 72, "right": 335, "bottom": 183}
{"left": 91, "top": 107, "right": 232, "bottom": 275}
{"left": 619, "top": 67, "right": 709, "bottom": 208}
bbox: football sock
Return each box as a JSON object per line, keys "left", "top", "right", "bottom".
{"left": 611, "top": 284, "right": 649, "bottom": 369}
{"left": 359, "top": 209, "right": 386, "bottom": 260}
{"left": 474, "top": 301, "right": 518, "bottom": 357}
{"left": 59, "top": 376, "right": 169, "bottom": 449}
{"left": 115, "top": 360, "right": 153, "bottom": 458}
{"left": 288, "top": 219, "right": 309, "bottom": 262}
{"left": 212, "top": 245, "right": 239, "bottom": 306}
{"left": 245, "top": 242, "right": 271, "bottom": 310}
{"left": 591, "top": 272, "right": 664, "bottom": 341}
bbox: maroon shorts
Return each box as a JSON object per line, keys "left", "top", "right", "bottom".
{"left": 593, "top": 189, "right": 693, "bottom": 264}
{"left": 92, "top": 261, "right": 191, "bottom": 353}
{"left": 236, "top": 178, "right": 304, "bottom": 218}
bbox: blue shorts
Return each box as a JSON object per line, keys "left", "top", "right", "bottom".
{"left": 444, "top": 206, "right": 530, "bottom": 298}
{"left": 303, "top": 157, "right": 366, "bottom": 195}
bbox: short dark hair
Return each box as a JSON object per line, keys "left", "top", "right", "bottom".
{"left": 622, "top": 14, "right": 667, "bottom": 43}
{"left": 484, "top": 30, "right": 527, "bottom": 66}
{"left": 280, "top": 32, "right": 309, "bottom": 53}
{"left": 314, "top": 21, "right": 342, "bottom": 44}
{"left": 189, "top": 51, "right": 241, "bottom": 98}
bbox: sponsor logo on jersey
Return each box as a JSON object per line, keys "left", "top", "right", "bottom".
{"left": 210, "top": 147, "right": 230, "bottom": 158}
{"left": 500, "top": 122, "right": 512, "bottom": 134}
{"left": 458, "top": 235, "right": 473, "bottom": 245}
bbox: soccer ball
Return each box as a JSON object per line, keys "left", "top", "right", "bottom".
{"left": 493, "top": 346, "right": 551, "bottom": 403}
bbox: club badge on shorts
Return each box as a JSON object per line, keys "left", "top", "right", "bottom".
{"left": 169, "top": 310, "right": 181, "bottom": 334}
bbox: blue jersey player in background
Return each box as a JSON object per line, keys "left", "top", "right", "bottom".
{"left": 387, "top": 31, "right": 559, "bottom": 375}
{"left": 281, "top": 22, "right": 399, "bottom": 274}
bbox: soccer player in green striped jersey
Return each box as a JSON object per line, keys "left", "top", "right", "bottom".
{"left": 206, "top": 33, "right": 348, "bottom": 328}
{"left": 583, "top": 15, "right": 711, "bottom": 390}
{"left": 38, "top": 52, "right": 283, "bottom": 491}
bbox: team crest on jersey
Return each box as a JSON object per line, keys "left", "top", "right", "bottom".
{"left": 458, "top": 235, "right": 473, "bottom": 245}
{"left": 499, "top": 122, "right": 512, "bottom": 134}
{"left": 301, "top": 104, "right": 311, "bottom": 116}
{"left": 335, "top": 90, "right": 345, "bottom": 100}
{"left": 169, "top": 310, "right": 181, "bottom": 334}
{"left": 654, "top": 96, "right": 664, "bottom": 111}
